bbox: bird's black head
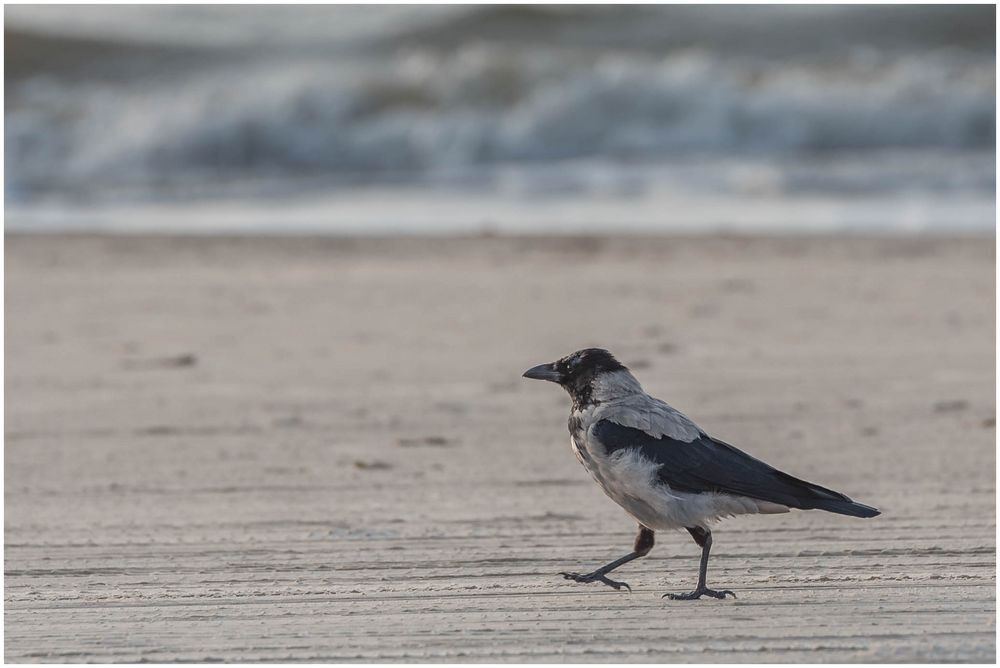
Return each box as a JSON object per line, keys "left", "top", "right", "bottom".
{"left": 523, "top": 348, "right": 627, "bottom": 406}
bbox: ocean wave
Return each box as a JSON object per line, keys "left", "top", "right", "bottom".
{"left": 5, "top": 36, "right": 995, "bottom": 199}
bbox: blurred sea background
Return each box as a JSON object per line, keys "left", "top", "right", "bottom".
{"left": 5, "top": 4, "right": 996, "bottom": 234}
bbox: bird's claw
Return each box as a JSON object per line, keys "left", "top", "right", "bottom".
{"left": 663, "top": 587, "right": 736, "bottom": 600}
{"left": 559, "top": 571, "right": 631, "bottom": 592}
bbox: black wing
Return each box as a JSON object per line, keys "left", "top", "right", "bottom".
{"left": 591, "top": 419, "right": 879, "bottom": 517}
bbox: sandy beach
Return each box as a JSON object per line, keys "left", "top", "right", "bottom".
{"left": 5, "top": 233, "right": 995, "bottom": 662}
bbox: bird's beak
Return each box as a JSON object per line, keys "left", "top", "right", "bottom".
{"left": 522, "top": 362, "right": 561, "bottom": 383}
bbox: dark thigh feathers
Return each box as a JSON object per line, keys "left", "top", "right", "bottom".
{"left": 591, "top": 419, "right": 879, "bottom": 518}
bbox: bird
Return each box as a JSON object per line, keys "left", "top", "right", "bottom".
{"left": 523, "top": 347, "right": 880, "bottom": 600}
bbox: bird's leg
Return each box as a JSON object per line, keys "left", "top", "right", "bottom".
{"left": 561, "top": 525, "right": 654, "bottom": 592}
{"left": 663, "top": 527, "right": 736, "bottom": 600}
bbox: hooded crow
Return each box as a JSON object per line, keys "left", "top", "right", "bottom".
{"left": 523, "top": 348, "right": 879, "bottom": 600}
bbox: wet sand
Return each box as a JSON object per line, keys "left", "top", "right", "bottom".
{"left": 5, "top": 233, "right": 995, "bottom": 662}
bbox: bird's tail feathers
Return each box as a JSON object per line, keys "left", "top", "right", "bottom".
{"left": 805, "top": 497, "right": 881, "bottom": 518}
{"left": 773, "top": 470, "right": 881, "bottom": 518}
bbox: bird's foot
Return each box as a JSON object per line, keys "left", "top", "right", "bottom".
{"left": 663, "top": 587, "right": 735, "bottom": 601}
{"left": 559, "top": 571, "right": 631, "bottom": 592}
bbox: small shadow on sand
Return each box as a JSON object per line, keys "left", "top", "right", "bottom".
{"left": 933, "top": 399, "right": 969, "bottom": 413}
{"left": 354, "top": 460, "right": 393, "bottom": 471}
{"left": 398, "top": 436, "right": 456, "bottom": 447}
{"left": 123, "top": 353, "right": 197, "bottom": 370}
